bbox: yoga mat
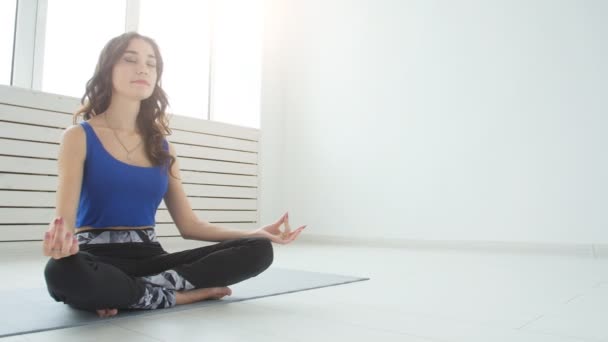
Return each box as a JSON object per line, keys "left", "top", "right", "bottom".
{"left": 1, "top": 267, "right": 368, "bottom": 338}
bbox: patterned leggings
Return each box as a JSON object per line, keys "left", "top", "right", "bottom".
{"left": 44, "top": 228, "right": 273, "bottom": 311}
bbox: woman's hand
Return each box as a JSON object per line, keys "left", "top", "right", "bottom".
{"left": 253, "top": 212, "right": 306, "bottom": 245}
{"left": 43, "top": 217, "right": 79, "bottom": 259}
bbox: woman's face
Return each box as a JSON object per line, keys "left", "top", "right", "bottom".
{"left": 111, "top": 38, "right": 158, "bottom": 101}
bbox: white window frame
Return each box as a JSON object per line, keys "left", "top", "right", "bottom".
{"left": 12, "top": 0, "right": 47, "bottom": 89}
{"left": 124, "top": 0, "right": 139, "bottom": 32}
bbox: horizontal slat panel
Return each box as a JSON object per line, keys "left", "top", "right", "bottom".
{"left": 0, "top": 137, "right": 256, "bottom": 166}
{"left": 0, "top": 182, "right": 258, "bottom": 206}
{"left": 173, "top": 143, "right": 257, "bottom": 164}
{"left": 0, "top": 226, "right": 58, "bottom": 241}
{"left": 0, "top": 174, "right": 58, "bottom": 191}
{"left": 154, "top": 223, "right": 257, "bottom": 237}
{"left": 156, "top": 210, "right": 257, "bottom": 223}
{"left": 154, "top": 224, "right": 181, "bottom": 237}
{"left": 0, "top": 104, "right": 258, "bottom": 152}
{"left": 0, "top": 104, "right": 72, "bottom": 127}
{"left": 0, "top": 191, "right": 55, "bottom": 207}
{"left": 0, "top": 85, "right": 79, "bottom": 113}
{"left": 0, "top": 85, "right": 260, "bottom": 140}
{"left": 0, "top": 208, "right": 257, "bottom": 224}
{"left": 168, "top": 115, "right": 259, "bottom": 141}
{"left": 0, "top": 208, "right": 67, "bottom": 223}
{"left": 0, "top": 172, "right": 257, "bottom": 190}
{"left": 0, "top": 137, "right": 258, "bottom": 166}
{"left": 181, "top": 171, "right": 257, "bottom": 187}
{"left": 0, "top": 190, "right": 256, "bottom": 210}
{"left": 0, "top": 119, "right": 258, "bottom": 154}
{"left": 179, "top": 157, "right": 257, "bottom": 175}
{"left": 0, "top": 138, "right": 58, "bottom": 158}
{"left": 0, "top": 121, "right": 63, "bottom": 143}
{"left": 158, "top": 198, "right": 256, "bottom": 210}
{"left": 0, "top": 222, "right": 257, "bottom": 241}
{"left": 0, "top": 155, "right": 257, "bottom": 176}
{"left": 170, "top": 130, "right": 257, "bottom": 152}
{"left": 0, "top": 156, "right": 56, "bottom": 174}
{"left": 178, "top": 184, "right": 257, "bottom": 198}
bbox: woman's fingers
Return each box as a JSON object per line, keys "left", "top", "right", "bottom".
{"left": 277, "top": 225, "right": 306, "bottom": 244}
{"left": 43, "top": 217, "right": 79, "bottom": 259}
{"left": 61, "top": 231, "right": 71, "bottom": 254}
{"left": 51, "top": 218, "right": 65, "bottom": 259}
{"left": 263, "top": 212, "right": 305, "bottom": 244}
{"left": 43, "top": 231, "right": 53, "bottom": 255}
{"left": 283, "top": 212, "right": 292, "bottom": 234}
{"left": 276, "top": 212, "right": 288, "bottom": 225}
{"left": 287, "top": 230, "right": 303, "bottom": 243}
{"left": 51, "top": 218, "right": 64, "bottom": 249}
{"left": 43, "top": 218, "right": 59, "bottom": 256}
{"left": 287, "top": 226, "right": 306, "bottom": 242}
{"left": 69, "top": 236, "right": 79, "bottom": 255}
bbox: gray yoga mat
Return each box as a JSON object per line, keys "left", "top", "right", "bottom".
{"left": 1, "top": 267, "right": 368, "bottom": 338}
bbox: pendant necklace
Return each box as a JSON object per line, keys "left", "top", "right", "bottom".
{"left": 103, "top": 113, "right": 143, "bottom": 161}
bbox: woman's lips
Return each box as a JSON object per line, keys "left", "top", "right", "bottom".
{"left": 132, "top": 80, "right": 150, "bottom": 86}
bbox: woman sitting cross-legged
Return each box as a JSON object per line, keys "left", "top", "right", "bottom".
{"left": 42, "top": 31, "right": 306, "bottom": 318}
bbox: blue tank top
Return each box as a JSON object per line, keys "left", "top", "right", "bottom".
{"left": 75, "top": 121, "right": 169, "bottom": 228}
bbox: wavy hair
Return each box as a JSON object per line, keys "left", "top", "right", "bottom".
{"left": 72, "top": 31, "right": 177, "bottom": 179}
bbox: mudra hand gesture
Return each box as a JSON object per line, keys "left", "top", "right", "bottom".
{"left": 43, "top": 217, "right": 79, "bottom": 259}
{"left": 254, "top": 212, "right": 306, "bottom": 244}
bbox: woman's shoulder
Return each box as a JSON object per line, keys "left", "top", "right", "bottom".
{"left": 59, "top": 123, "right": 87, "bottom": 161}
{"left": 62, "top": 123, "right": 86, "bottom": 141}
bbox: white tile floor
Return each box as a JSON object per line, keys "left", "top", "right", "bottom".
{"left": 1, "top": 237, "right": 607, "bottom": 342}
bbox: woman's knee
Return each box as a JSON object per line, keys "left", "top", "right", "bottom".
{"left": 249, "top": 237, "right": 274, "bottom": 271}
{"left": 44, "top": 253, "right": 91, "bottom": 292}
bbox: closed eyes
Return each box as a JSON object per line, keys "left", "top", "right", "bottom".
{"left": 124, "top": 58, "right": 156, "bottom": 67}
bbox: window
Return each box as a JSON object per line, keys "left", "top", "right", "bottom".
{"left": 138, "top": 1, "right": 212, "bottom": 120}
{"left": 0, "top": 0, "right": 17, "bottom": 86}
{"left": 210, "top": 0, "right": 263, "bottom": 128}
{"left": 41, "top": 0, "right": 126, "bottom": 97}
{"left": 5, "top": 0, "right": 263, "bottom": 128}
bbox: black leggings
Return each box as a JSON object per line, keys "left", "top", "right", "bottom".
{"left": 44, "top": 228, "right": 273, "bottom": 311}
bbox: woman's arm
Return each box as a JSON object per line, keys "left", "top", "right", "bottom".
{"left": 163, "top": 141, "right": 255, "bottom": 241}
{"left": 163, "top": 142, "right": 305, "bottom": 243}
{"left": 54, "top": 125, "right": 86, "bottom": 233}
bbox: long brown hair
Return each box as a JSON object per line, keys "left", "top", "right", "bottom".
{"left": 73, "top": 31, "right": 177, "bottom": 179}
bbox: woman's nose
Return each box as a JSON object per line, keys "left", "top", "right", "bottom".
{"left": 136, "top": 63, "right": 148, "bottom": 75}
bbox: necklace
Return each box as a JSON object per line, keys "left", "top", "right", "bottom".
{"left": 103, "top": 113, "right": 143, "bottom": 161}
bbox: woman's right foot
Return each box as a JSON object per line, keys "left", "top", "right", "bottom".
{"left": 96, "top": 308, "right": 118, "bottom": 317}
{"left": 96, "top": 287, "right": 232, "bottom": 315}
{"left": 175, "top": 286, "right": 232, "bottom": 305}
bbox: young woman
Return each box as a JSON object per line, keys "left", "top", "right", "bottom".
{"left": 42, "top": 32, "right": 305, "bottom": 318}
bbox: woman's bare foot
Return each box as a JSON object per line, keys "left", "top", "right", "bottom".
{"left": 94, "top": 287, "right": 231, "bottom": 316}
{"left": 175, "top": 286, "right": 232, "bottom": 305}
{"left": 96, "top": 308, "right": 118, "bottom": 318}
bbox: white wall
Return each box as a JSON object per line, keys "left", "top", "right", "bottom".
{"left": 259, "top": 0, "right": 287, "bottom": 224}
{"left": 260, "top": 0, "right": 608, "bottom": 244}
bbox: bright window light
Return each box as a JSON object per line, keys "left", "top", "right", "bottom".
{"left": 211, "top": 0, "right": 263, "bottom": 129}
{"left": 138, "top": 1, "right": 211, "bottom": 120}
{"left": 42, "top": 0, "right": 125, "bottom": 98}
